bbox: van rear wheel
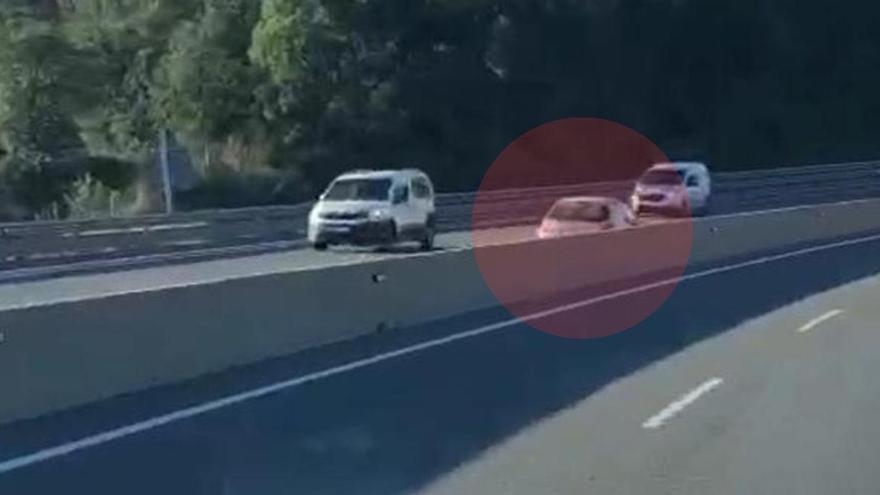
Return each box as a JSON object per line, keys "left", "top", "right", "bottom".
{"left": 420, "top": 227, "right": 435, "bottom": 251}
{"left": 420, "top": 215, "right": 436, "bottom": 251}
{"left": 695, "top": 197, "right": 711, "bottom": 217}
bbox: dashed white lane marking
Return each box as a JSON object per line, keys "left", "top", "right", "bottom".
{"left": 642, "top": 378, "right": 725, "bottom": 430}
{"left": 0, "top": 233, "right": 877, "bottom": 472}
{"left": 797, "top": 309, "right": 844, "bottom": 333}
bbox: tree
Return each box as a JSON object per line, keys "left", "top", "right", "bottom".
{"left": 249, "top": 0, "right": 313, "bottom": 83}
{"left": 0, "top": 9, "right": 94, "bottom": 214}
{"left": 60, "top": 0, "right": 200, "bottom": 157}
{"left": 155, "top": 0, "right": 261, "bottom": 144}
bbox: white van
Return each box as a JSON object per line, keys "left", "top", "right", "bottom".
{"left": 630, "top": 162, "right": 712, "bottom": 216}
{"left": 307, "top": 169, "right": 436, "bottom": 251}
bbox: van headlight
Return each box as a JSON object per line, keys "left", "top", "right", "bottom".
{"left": 369, "top": 209, "right": 389, "bottom": 220}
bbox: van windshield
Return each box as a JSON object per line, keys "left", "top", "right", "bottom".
{"left": 324, "top": 179, "right": 392, "bottom": 201}
{"left": 548, "top": 202, "right": 610, "bottom": 222}
{"left": 640, "top": 169, "right": 685, "bottom": 185}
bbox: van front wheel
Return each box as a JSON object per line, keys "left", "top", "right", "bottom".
{"left": 379, "top": 220, "right": 398, "bottom": 248}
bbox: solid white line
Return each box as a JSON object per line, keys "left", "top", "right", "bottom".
{"left": 0, "top": 232, "right": 878, "bottom": 473}
{"left": 76, "top": 222, "right": 209, "bottom": 237}
{"left": 642, "top": 378, "right": 725, "bottom": 429}
{"left": 797, "top": 309, "right": 844, "bottom": 333}
{"left": 147, "top": 222, "right": 210, "bottom": 232}
{"left": 704, "top": 197, "right": 879, "bottom": 221}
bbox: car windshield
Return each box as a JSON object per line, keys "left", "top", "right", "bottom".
{"left": 640, "top": 169, "right": 685, "bottom": 185}
{"left": 324, "top": 179, "right": 392, "bottom": 201}
{"left": 548, "top": 201, "right": 610, "bottom": 222}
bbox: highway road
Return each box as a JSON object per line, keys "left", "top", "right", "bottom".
{"left": 3, "top": 159, "right": 880, "bottom": 283}
{"left": 1, "top": 226, "right": 880, "bottom": 493}
{"left": 0, "top": 228, "right": 481, "bottom": 309}
{"left": 0, "top": 219, "right": 667, "bottom": 309}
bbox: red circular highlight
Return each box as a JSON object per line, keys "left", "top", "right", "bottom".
{"left": 472, "top": 118, "right": 693, "bottom": 339}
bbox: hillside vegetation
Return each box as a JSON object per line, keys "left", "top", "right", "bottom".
{"left": 1, "top": 0, "right": 879, "bottom": 218}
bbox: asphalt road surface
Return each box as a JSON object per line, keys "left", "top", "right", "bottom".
{"left": 5, "top": 159, "right": 880, "bottom": 281}
{"left": 0, "top": 216, "right": 664, "bottom": 309}
{"left": 1, "top": 232, "right": 880, "bottom": 494}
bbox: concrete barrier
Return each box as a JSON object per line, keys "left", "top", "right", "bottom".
{"left": 1, "top": 198, "right": 880, "bottom": 424}
{"left": 0, "top": 250, "right": 492, "bottom": 424}
{"left": 689, "top": 200, "right": 880, "bottom": 264}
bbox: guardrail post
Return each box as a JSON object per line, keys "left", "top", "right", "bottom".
{"left": 158, "top": 129, "right": 174, "bottom": 215}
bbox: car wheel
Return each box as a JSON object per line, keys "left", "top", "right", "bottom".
{"left": 420, "top": 227, "right": 435, "bottom": 251}
{"left": 680, "top": 199, "right": 690, "bottom": 217}
{"left": 313, "top": 242, "right": 328, "bottom": 251}
{"left": 697, "top": 198, "right": 711, "bottom": 217}
{"left": 420, "top": 215, "right": 436, "bottom": 251}
{"left": 384, "top": 221, "right": 398, "bottom": 246}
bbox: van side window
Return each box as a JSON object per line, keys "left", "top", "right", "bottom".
{"left": 686, "top": 175, "right": 700, "bottom": 187}
{"left": 391, "top": 185, "right": 409, "bottom": 204}
{"left": 412, "top": 178, "right": 432, "bottom": 199}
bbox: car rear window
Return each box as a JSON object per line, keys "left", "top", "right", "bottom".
{"left": 549, "top": 202, "right": 610, "bottom": 222}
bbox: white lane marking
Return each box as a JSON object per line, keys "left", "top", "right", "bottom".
{"left": 148, "top": 222, "right": 209, "bottom": 232}
{"left": 160, "top": 239, "right": 210, "bottom": 248}
{"left": 0, "top": 233, "right": 877, "bottom": 473}
{"left": 705, "top": 197, "right": 879, "bottom": 221}
{"left": 75, "top": 222, "right": 210, "bottom": 237}
{"left": 642, "top": 378, "right": 725, "bottom": 429}
{"left": 74, "top": 227, "right": 146, "bottom": 237}
{"left": 797, "top": 309, "right": 844, "bottom": 333}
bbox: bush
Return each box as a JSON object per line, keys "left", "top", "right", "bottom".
{"left": 175, "top": 168, "right": 311, "bottom": 210}
{"left": 62, "top": 174, "right": 137, "bottom": 219}
{"left": 84, "top": 156, "right": 138, "bottom": 191}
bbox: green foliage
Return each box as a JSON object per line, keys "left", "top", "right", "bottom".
{"left": 0, "top": 13, "right": 86, "bottom": 150}
{"left": 61, "top": 0, "right": 201, "bottom": 157}
{"left": 158, "top": 26, "right": 242, "bottom": 138}
{"left": 84, "top": 155, "right": 139, "bottom": 190}
{"left": 63, "top": 173, "right": 136, "bottom": 219}
{"left": 175, "top": 167, "right": 305, "bottom": 209}
{"left": 5, "top": 0, "right": 880, "bottom": 218}
{"left": 0, "top": 9, "right": 93, "bottom": 214}
{"left": 249, "top": 0, "right": 311, "bottom": 83}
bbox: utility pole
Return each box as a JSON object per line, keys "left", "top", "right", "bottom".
{"left": 158, "top": 128, "right": 174, "bottom": 214}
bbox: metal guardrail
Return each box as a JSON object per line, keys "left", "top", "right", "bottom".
{"left": 1, "top": 160, "right": 879, "bottom": 271}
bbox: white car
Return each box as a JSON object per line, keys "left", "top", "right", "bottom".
{"left": 308, "top": 169, "right": 436, "bottom": 251}
{"left": 536, "top": 196, "right": 636, "bottom": 239}
{"left": 630, "top": 162, "right": 712, "bottom": 216}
